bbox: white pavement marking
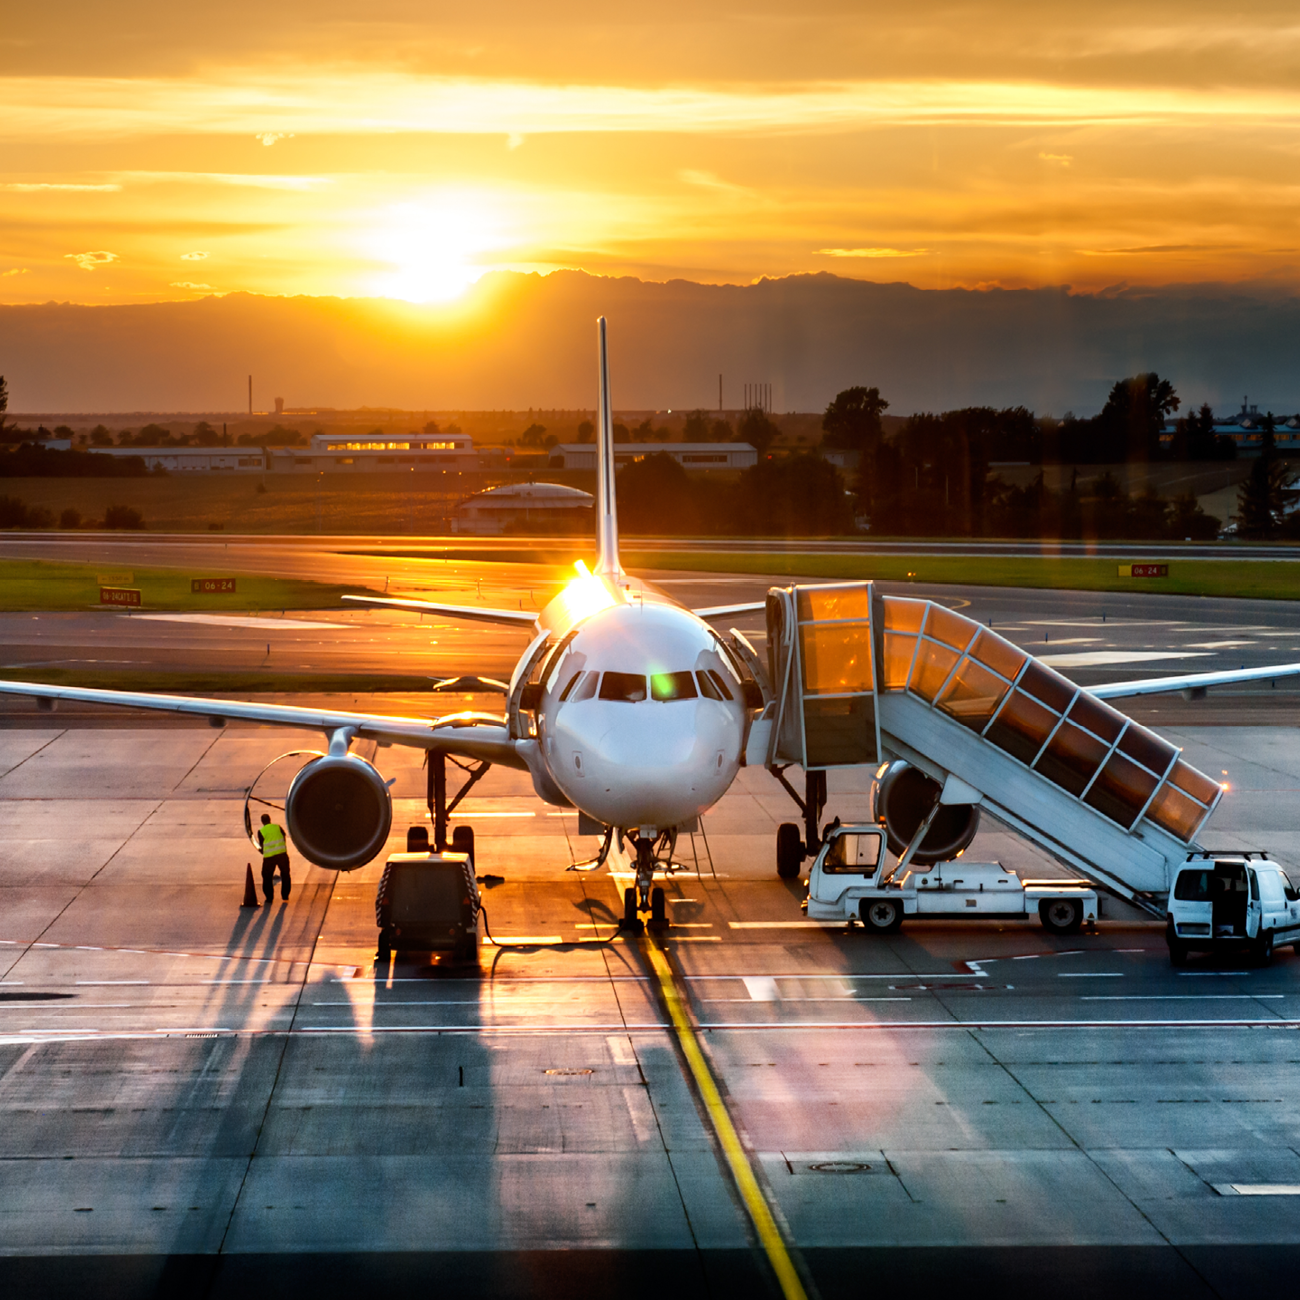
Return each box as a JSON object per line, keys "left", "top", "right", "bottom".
{"left": 1058, "top": 972, "right": 1124, "bottom": 978}
{"left": 130, "top": 614, "right": 348, "bottom": 630}
{"left": 1215, "top": 1184, "right": 1300, "bottom": 1196}
{"left": 743, "top": 976, "right": 779, "bottom": 1001}
{"left": 729, "top": 921, "right": 831, "bottom": 929}
{"left": 1040, "top": 650, "right": 1212, "bottom": 668}
{"left": 1082, "top": 995, "right": 1285, "bottom": 1001}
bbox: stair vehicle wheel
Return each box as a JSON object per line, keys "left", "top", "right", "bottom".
{"left": 862, "top": 898, "right": 903, "bottom": 933}
{"left": 1253, "top": 929, "right": 1275, "bottom": 967}
{"left": 376, "top": 929, "right": 392, "bottom": 962}
{"left": 451, "top": 825, "right": 475, "bottom": 869}
{"left": 1039, "top": 897, "right": 1083, "bottom": 935}
{"left": 776, "top": 823, "right": 804, "bottom": 879}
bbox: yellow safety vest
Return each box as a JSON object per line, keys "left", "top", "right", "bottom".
{"left": 260, "top": 823, "right": 287, "bottom": 857}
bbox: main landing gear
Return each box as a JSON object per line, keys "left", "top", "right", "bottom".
{"left": 771, "top": 767, "right": 827, "bottom": 879}
{"left": 618, "top": 831, "right": 674, "bottom": 935}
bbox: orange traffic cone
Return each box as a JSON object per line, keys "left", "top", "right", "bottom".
{"left": 241, "top": 862, "right": 259, "bottom": 909}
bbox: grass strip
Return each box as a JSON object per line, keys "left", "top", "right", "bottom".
{"left": 0, "top": 558, "right": 361, "bottom": 612}
{"left": 622, "top": 550, "right": 1300, "bottom": 600}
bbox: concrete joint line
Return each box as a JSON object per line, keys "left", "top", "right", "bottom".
{"left": 643, "top": 939, "right": 812, "bottom": 1300}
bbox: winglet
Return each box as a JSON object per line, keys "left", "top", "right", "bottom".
{"left": 594, "top": 316, "right": 621, "bottom": 578}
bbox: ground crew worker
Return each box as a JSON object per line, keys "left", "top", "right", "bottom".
{"left": 258, "top": 813, "right": 291, "bottom": 903}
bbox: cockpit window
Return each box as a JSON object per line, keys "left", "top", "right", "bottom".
{"left": 559, "top": 671, "right": 596, "bottom": 702}
{"left": 598, "top": 672, "right": 647, "bottom": 702}
{"left": 697, "top": 671, "right": 725, "bottom": 701}
{"left": 570, "top": 671, "right": 599, "bottom": 702}
{"left": 651, "top": 671, "right": 698, "bottom": 702}
{"left": 706, "top": 669, "right": 734, "bottom": 701}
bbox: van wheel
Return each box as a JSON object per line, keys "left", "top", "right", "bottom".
{"left": 1252, "top": 929, "right": 1275, "bottom": 967}
{"left": 776, "top": 823, "right": 804, "bottom": 879}
{"left": 1039, "top": 898, "right": 1083, "bottom": 935}
{"left": 862, "top": 898, "right": 903, "bottom": 933}
{"left": 1167, "top": 938, "right": 1188, "bottom": 967}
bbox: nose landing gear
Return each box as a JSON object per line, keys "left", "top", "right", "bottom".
{"left": 618, "top": 832, "right": 673, "bottom": 934}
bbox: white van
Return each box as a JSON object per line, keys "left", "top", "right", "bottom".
{"left": 1166, "top": 853, "right": 1300, "bottom": 965}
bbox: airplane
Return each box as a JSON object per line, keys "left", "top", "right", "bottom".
{"left": 3, "top": 317, "right": 1300, "bottom": 932}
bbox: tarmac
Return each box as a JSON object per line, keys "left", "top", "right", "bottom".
{"left": 5, "top": 553, "right": 1300, "bottom": 1296}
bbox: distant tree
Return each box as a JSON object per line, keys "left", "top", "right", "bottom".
{"left": 59, "top": 507, "right": 81, "bottom": 530}
{"left": 0, "top": 495, "right": 28, "bottom": 528}
{"left": 543, "top": 433, "right": 558, "bottom": 450}
{"left": 1234, "top": 453, "right": 1296, "bottom": 538}
{"left": 683, "top": 410, "right": 711, "bottom": 440}
{"left": 1099, "top": 373, "right": 1180, "bottom": 460}
{"left": 135, "top": 423, "right": 173, "bottom": 446}
{"left": 615, "top": 452, "right": 700, "bottom": 535}
{"left": 737, "top": 408, "right": 779, "bottom": 455}
{"left": 576, "top": 420, "right": 595, "bottom": 444}
{"left": 54, "top": 425, "right": 74, "bottom": 437}
{"left": 710, "top": 418, "right": 733, "bottom": 440}
{"left": 89, "top": 425, "right": 114, "bottom": 446}
{"left": 0, "top": 375, "right": 7, "bottom": 429}
{"left": 192, "top": 420, "right": 219, "bottom": 447}
{"left": 1261, "top": 411, "right": 1277, "bottom": 458}
{"left": 520, "top": 422, "right": 547, "bottom": 448}
{"left": 103, "top": 504, "right": 146, "bottom": 530}
{"left": 822, "top": 386, "right": 888, "bottom": 452}
{"left": 423, "top": 420, "right": 440, "bottom": 434}
{"left": 1173, "top": 403, "right": 1235, "bottom": 461}
{"left": 613, "top": 422, "right": 631, "bottom": 444}
{"left": 1168, "top": 492, "right": 1221, "bottom": 540}
{"left": 634, "top": 418, "right": 656, "bottom": 440}
{"left": 733, "top": 454, "right": 853, "bottom": 536}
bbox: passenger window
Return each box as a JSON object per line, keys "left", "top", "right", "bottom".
{"left": 697, "top": 671, "right": 725, "bottom": 701}
{"left": 651, "top": 671, "right": 697, "bottom": 702}
{"left": 599, "top": 672, "right": 647, "bottom": 702}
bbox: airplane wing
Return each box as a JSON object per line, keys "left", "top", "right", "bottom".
{"left": 692, "top": 601, "right": 767, "bottom": 619}
{"left": 1091, "top": 662, "right": 1300, "bottom": 700}
{"left": 0, "top": 679, "right": 526, "bottom": 767}
{"left": 342, "top": 594, "right": 539, "bottom": 628}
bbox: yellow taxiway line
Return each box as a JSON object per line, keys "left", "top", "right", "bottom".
{"left": 642, "top": 939, "right": 809, "bottom": 1300}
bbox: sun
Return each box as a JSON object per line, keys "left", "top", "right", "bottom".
{"left": 363, "top": 198, "right": 499, "bottom": 303}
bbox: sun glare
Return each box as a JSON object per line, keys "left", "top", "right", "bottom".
{"left": 363, "top": 199, "right": 499, "bottom": 303}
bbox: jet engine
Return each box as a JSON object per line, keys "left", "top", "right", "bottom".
{"left": 873, "top": 761, "right": 979, "bottom": 866}
{"left": 285, "top": 754, "right": 393, "bottom": 871}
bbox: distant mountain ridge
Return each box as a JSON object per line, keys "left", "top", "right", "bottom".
{"left": 3, "top": 270, "right": 1298, "bottom": 416}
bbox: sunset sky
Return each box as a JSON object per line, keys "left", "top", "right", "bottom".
{"left": 4, "top": 1, "right": 1300, "bottom": 307}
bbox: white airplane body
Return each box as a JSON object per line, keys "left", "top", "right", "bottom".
{"left": 3, "top": 317, "right": 1300, "bottom": 923}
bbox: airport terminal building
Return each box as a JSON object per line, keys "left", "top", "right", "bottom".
{"left": 265, "top": 431, "right": 479, "bottom": 472}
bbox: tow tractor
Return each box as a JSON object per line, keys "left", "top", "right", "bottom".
{"left": 802, "top": 822, "right": 1099, "bottom": 934}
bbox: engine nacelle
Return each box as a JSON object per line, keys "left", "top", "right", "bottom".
{"left": 285, "top": 754, "right": 393, "bottom": 872}
{"left": 873, "top": 761, "right": 979, "bottom": 866}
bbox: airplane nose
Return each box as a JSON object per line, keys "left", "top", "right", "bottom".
{"left": 551, "top": 702, "right": 740, "bottom": 827}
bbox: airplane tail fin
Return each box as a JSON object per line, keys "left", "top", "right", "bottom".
{"left": 594, "top": 316, "right": 621, "bottom": 578}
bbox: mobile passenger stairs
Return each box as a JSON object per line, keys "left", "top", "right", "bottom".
{"left": 743, "top": 582, "right": 1225, "bottom": 932}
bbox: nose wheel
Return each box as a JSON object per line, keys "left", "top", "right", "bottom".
{"left": 618, "top": 835, "right": 671, "bottom": 933}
